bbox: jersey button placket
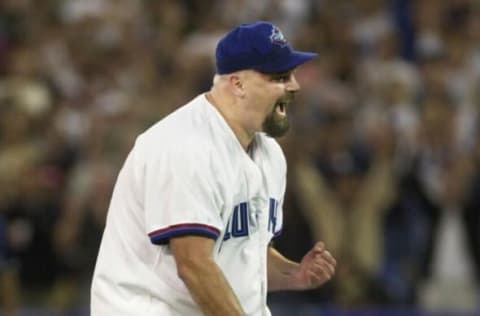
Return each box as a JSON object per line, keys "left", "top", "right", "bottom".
{"left": 258, "top": 197, "right": 269, "bottom": 315}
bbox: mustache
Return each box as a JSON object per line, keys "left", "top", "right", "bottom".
{"left": 276, "top": 93, "right": 295, "bottom": 104}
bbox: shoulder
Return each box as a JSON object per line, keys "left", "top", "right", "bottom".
{"left": 137, "top": 95, "right": 243, "bottom": 169}
{"left": 137, "top": 129, "right": 213, "bottom": 167}
{"left": 144, "top": 95, "right": 207, "bottom": 135}
{"left": 135, "top": 95, "right": 213, "bottom": 156}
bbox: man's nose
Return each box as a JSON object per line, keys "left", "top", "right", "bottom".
{"left": 286, "top": 74, "right": 300, "bottom": 92}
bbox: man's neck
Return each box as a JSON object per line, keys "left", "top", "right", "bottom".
{"left": 205, "top": 91, "right": 255, "bottom": 151}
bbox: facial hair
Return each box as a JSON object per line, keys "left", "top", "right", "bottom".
{"left": 262, "top": 104, "right": 290, "bottom": 138}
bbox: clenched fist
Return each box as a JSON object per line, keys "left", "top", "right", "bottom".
{"left": 291, "top": 241, "right": 336, "bottom": 289}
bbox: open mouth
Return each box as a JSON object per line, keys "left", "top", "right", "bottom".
{"left": 275, "top": 100, "right": 289, "bottom": 117}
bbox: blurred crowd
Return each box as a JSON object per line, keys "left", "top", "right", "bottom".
{"left": 0, "top": 0, "right": 479, "bottom": 315}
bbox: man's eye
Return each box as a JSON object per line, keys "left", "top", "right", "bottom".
{"left": 274, "top": 75, "right": 289, "bottom": 82}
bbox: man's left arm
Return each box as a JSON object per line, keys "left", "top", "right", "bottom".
{"left": 267, "top": 242, "right": 336, "bottom": 291}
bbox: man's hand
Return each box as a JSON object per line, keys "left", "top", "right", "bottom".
{"left": 291, "top": 241, "right": 336, "bottom": 290}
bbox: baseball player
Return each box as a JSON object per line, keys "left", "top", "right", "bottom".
{"left": 91, "top": 21, "right": 336, "bottom": 316}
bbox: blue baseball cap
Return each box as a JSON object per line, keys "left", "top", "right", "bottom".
{"left": 215, "top": 21, "right": 318, "bottom": 74}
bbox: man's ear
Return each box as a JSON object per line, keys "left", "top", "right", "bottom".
{"left": 229, "top": 73, "right": 246, "bottom": 97}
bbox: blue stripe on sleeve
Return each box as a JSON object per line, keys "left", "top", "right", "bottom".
{"left": 148, "top": 224, "right": 221, "bottom": 245}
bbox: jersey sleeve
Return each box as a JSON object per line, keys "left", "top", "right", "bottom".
{"left": 143, "top": 140, "right": 223, "bottom": 245}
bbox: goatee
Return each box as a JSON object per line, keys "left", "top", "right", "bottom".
{"left": 263, "top": 111, "right": 290, "bottom": 138}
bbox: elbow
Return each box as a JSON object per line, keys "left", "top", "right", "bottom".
{"left": 169, "top": 235, "right": 217, "bottom": 283}
{"left": 175, "top": 256, "right": 207, "bottom": 282}
{"left": 175, "top": 259, "right": 193, "bottom": 281}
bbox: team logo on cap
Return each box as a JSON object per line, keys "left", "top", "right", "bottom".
{"left": 270, "top": 26, "right": 288, "bottom": 47}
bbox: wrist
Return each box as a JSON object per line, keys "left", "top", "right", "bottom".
{"left": 288, "top": 265, "right": 309, "bottom": 291}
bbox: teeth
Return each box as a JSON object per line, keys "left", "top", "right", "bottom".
{"left": 276, "top": 102, "right": 287, "bottom": 115}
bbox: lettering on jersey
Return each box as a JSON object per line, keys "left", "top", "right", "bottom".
{"left": 268, "top": 198, "right": 279, "bottom": 234}
{"left": 222, "top": 198, "right": 280, "bottom": 242}
{"left": 223, "top": 202, "right": 249, "bottom": 240}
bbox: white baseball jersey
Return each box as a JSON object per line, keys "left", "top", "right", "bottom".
{"left": 91, "top": 94, "right": 286, "bottom": 316}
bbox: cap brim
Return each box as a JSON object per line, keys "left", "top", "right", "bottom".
{"left": 254, "top": 50, "right": 318, "bottom": 73}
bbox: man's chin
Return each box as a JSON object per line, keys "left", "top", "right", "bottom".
{"left": 263, "top": 116, "right": 290, "bottom": 138}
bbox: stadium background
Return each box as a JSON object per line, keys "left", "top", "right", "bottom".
{"left": 0, "top": 0, "right": 479, "bottom": 315}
